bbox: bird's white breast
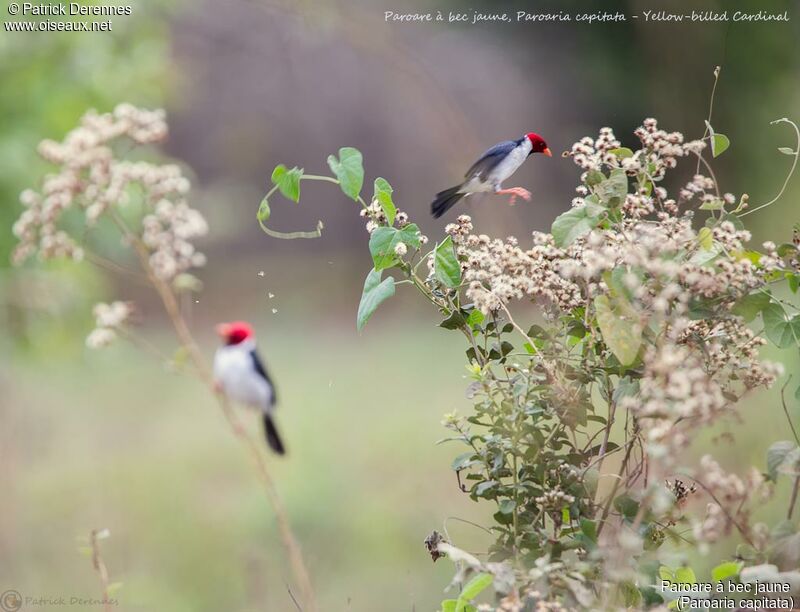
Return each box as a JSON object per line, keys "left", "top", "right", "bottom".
{"left": 213, "top": 340, "right": 274, "bottom": 411}
{"left": 488, "top": 138, "right": 532, "bottom": 187}
{"left": 463, "top": 138, "right": 532, "bottom": 194}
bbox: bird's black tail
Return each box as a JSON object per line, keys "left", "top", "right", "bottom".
{"left": 431, "top": 185, "right": 465, "bottom": 219}
{"left": 263, "top": 413, "right": 286, "bottom": 455}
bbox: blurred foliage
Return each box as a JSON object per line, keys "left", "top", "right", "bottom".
{"left": 0, "top": 1, "right": 175, "bottom": 350}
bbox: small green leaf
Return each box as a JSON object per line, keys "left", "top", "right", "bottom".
{"left": 173, "top": 273, "right": 203, "bottom": 293}
{"left": 719, "top": 212, "right": 744, "bottom": 230}
{"left": 439, "top": 310, "right": 467, "bottom": 330}
{"left": 699, "top": 199, "right": 725, "bottom": 211}
{"left": 658, "top": 566, "right": 674, "bottom": 582}
{"left": 712, "top": 561, "right": 742, "bottom": 582}
{"left": 442, "top": 601, "right": 476, "bottom": 612}
{"left": 731, "top": 291, "right": 771, "bottom": 322}
{"left": 456, "top": 573, "right": 492, "bottom": 611}
{"left": 257, "top": 196, "right": 271, "bottom": 222}
{"left": 580, "top": 518, "right": 597, "bottom": 543}
{"left": 595, "top": 294, "right": 642, "bottom": 366}
{"left": 473, "top": 480, "right": 498, "bottom": 496}
{"left": 609, "top": 147, "right": 634, "bottom": 159}
{"left": 373, "top": 177, "right": 396, "bottom": 225}
{"left": 327, "top": 147, "right": 364, "bottom": 201}
{"left": 711, "top": 133, "right": 730, "bottom": 157}
{"left": 368, "top": 224, "right": 421, "bottom": 271}
{"left": 767, "top": 441, "right": 799, "bottom": 481}
{"left": 498, "top": 499, "right": 516, "bottom": 514}
{"left": 452, "top": 452, "right": 475, "bottom": 471}
{"left": 697, "top": 226, "right": 713, "bottom": 250}
{"left": 619, "top": 581, "right": 642, "bottom": 608}
{"left": 434, "top": 236, "right": 462, "bottom": 288}
{"left": 595, "top": 168, "right": 628, "bottom": 205}
{"left": 736, "top": 544, "right": 758, "bottom": 561}
{"left": 585, "top": 170, "right": 605, "bottom": 186}
{"left": 613, "top": 494, "right": 640, "bottom": 520}
{"left": 705, "top": 121, "right": 730, "bottom": 158}
{"left": 271, "top": 164, "right": 303, "bottom": 202}
{"left": 356, "top": 268, "right": 395, "bottom": 331}
{"left": 466, "top": 310, "right": 485, "bottom": 328}
{"left": 778, "top": 147, "right": 796, "bottom": 156}
{"left": 762, "top": 302, "right": 800, "bottom": 348}
{"left": 675, "top": 566, "right": 697, "bottom": 585}
{"left": 551, "top": 203, "right": 604, "bottom": 247}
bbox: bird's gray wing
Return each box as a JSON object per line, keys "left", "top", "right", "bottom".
{"left": 250, "top": 349, "right": 277, "bottom": 406}
{"left": 464, "top": 140, "right": 517, "bottom": 180}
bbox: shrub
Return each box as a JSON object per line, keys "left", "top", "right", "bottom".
{"left": 261, "top": 115, "right": 800, "bottom": 609}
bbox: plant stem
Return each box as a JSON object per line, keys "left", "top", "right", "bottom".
{"left": 595, "top": 382, "right": 617, "bottom": 474}
{"left": 740, "top": 118, "right": 800, "bottom": 217}
{"left": 779, "top": 377, "right": 800, "bottom": 447}
{"left": 696, "top": 66, "right": 721, "bottom": 175}
{"left": 89, "top": 529, "right": 112, "bottom": 612}
{"left": 109, "top": 210, "right": 317, "bottom": 611}
{"left": 788, "top": 476, "right": 800, "bottom": 520}
{"left": 596, "top": 431, "right": 637, "bottom": 538}
{"left": 301, "top": 174, "right": 339, "bottom": 184}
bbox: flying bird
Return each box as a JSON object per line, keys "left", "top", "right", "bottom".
{"left": 431, "top": 132, "right": 552, "bottom": 218}
{"left": 214, "top": 321, "right": 285, "bottom": 455}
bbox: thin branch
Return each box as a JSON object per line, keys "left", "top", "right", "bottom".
{"left": 286, "top": 583, "right": 303, "bottom": 612}
{"left": 740, "top": 118, "right": 800, "bottom": 217}
{"left": 691, "top": 150, "right": 721, "bottom": 199}
{"left": 696, "top": 66, "right": 721, "bottom": 175}
{"left": 596, "top": 427, "right": 638, "bottom": 538}
{"left": 595, "top": 380, "right": 617, "bottom": 474}
{"left": 84, "top": 251, "right": 150, "bottom": 285}
{"left": 108, "top": 209, "right": 317, "bottom": 611}
{"left": 788, "top": 477, "right": 800, "bottom": 520}
{"left": 443, "top": 516, "right": 494, "bottom": 537}
{"left": 678, "top": 474, "right": 757, "bottom": 549}
{"left": 779, "top": 377, "right": 800, "bottom": 447}
{"left": 89, "top": 529, "right": 112, "bottom": 612}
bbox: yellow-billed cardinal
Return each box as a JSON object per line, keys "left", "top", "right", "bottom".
{"left": 431, "top": 132, "right": 552, "bottom": 218}
{"left": 214, "top": 321, "right": 285, "bottom": 455}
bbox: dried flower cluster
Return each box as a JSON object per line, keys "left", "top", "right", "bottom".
{"left": 85, "top": 301, "right": 132, "bottom": 348}
{"left": 12, "top": 104, "right": 207, "bottom": 282}
{"left": 691, "top": 455, "right": 771, "bottom": 547}
{"left": 360, "top": 198, "right": 424, "bottom": 240}
{"left": 445, "top": 215, "right": 583, "bottom": 314}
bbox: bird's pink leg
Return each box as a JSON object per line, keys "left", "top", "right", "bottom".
{"left": 496, "top": 187, "right": 532, "bottom": 206}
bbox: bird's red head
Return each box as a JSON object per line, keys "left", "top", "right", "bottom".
{"left": 216, "top": 321, "right": 254, "bottom": 345}
{"left": 526, "top": 133, "right": 552, "bottom": 157}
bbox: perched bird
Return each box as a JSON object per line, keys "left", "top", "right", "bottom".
{"left": 214, "top": 321, "right": 285, "bottom": 455}
{"left": 431, "top": 132, "right": 552, "bottom": 218}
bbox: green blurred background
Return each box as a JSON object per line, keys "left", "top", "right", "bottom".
{"left": 1, "top": 0, "right": 799, "bottom": 610}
